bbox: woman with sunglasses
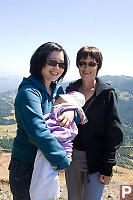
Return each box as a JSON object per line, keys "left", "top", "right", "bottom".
{"left": 65, "top": 46, "right": 123, "bottom": 200}
{"left": 8, "top": 42, "right": 75, "bottom": 200}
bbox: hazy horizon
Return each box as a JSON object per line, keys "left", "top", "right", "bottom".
{"left": 0, "top": 74, "right": 133, "bottom": 93}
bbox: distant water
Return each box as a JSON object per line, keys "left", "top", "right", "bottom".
{"left": 0, "top": 75, "right": 70, "bottom": 93}
{"left": 0, "top": 75, "right": 23, "bottom": 93}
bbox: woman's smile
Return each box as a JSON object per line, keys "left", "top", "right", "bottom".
{"left": 41, "top": 51, "right": 65, "bottom": 84}
{"left": 50, "top": 70, "right": 58, "bottom": 76}
{"left": 83, "top": 71, "right": 91, "bottom": 75}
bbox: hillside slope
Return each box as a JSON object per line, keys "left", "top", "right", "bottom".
{"left": 0, "top": 75, "right": 133, "bottom": 146}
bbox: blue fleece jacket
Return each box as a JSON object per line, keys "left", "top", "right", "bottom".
{"left": 12, "top": 75, "right": 70, "bottom": 169}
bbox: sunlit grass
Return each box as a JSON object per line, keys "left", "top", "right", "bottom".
{"left": 3, "top": 115, "right": 15, "bottom": 120}
{"left": 0, "top": 131, "right": 6, "bottom": 137}
{"left": 0, "top": 130, "right": 16, "bottom": 138}
{"left": 0, "top": 124, "right": 17, "bottom": 131}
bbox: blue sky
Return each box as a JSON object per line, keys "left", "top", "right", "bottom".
{"left": 0, "top": 0, "right": 133, "bottom": 81}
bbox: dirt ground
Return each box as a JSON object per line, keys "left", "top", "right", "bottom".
{"left": 0, "top": 152, "right": 133, "bottom": 200}
{"left": 1, "top": 152, "right": 132, "bottom": 183}
{"left": 0, "top": 153, "right": 11, "bottom": 182}
{"left": 0, "top": 152, "right": 66, "bottom": 184}
{"left": 0, "top": 152, "right": 67, "bottom": 200}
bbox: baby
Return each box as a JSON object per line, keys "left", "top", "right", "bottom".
{"left": 30, "top": 91, "right": 87, "bottom": 200}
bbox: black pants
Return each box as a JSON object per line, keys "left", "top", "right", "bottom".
{"left": 8, "top": 157, "right": 34, "bottom": 200}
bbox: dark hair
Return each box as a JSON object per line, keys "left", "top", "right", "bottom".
{"left": 76, "top": 46, "right": 103, "bottom": 75}
{"left": 30, "top": 42, "right": 69, "bottom": 82}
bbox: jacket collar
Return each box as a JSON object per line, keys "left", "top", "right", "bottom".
{"left": 95, "top": 77, "right": 114, "bottom": 96}
{"left": 67, "top": 77, "right": 114, "bottom": 97}
{"left": 18, "top": 75, "right": 57, "bottom": 96}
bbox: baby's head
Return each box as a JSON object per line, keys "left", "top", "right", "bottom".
{"left": 54, "top": 96, "right": 67, "bottom": 105}
{"left": 54, "top": 91, "right": 85, "bottom": 107}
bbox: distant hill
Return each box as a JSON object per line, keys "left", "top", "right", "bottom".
{"left": 100, "top": 76, "right": 133, "bottom": 123}
{"left": 61, "top": 75, "right": 133, "bottom": 146}
{"left": 0, "top": 75, "right": 23, "bottom": 93}
{"left": 100, "top": 75, "right": 133, "bottom": 95}
{"left": 0, "top": 75, "right": 133, "bottom": 146}
{"left": 0, "top": 90, "right": 17, "bottom": 125}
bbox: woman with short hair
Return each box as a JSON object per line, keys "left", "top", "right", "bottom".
{"left": 65, "top": 46, "right": 123, "bottom": 200}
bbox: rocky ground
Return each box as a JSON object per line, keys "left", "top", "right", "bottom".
{"left": 0, "top": 179, "right": 127, "bottom": 200}
{"left": 0, "top": 152, "right": 133, "bottom": 200}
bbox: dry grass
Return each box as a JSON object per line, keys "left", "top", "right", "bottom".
{"left": 0, "top": 152, "right": 65, "bottom": 185}
{"left": 112, "top": 165, "right": 133, "bottom": 183}
{"left": 0, "top": 124, "right": 17, "bottom": 131}
{"left": 0, "top": 153, "right": 11, "bottom": 181}
{"left": 0, "top": 152, "right": 133, "bottom": 185}
{"left": 0, "top": 152, "right": 133, "bottom": 200}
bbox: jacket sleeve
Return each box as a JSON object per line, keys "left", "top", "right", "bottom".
{"left": 100, "top": 90, "right": 123, "bottom": 176}
{"left": 15, "top": 87, "right": 70, "bottom": 170}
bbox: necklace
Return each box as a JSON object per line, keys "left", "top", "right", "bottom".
{"left": 80, "top": 83, "right": 96, "bottom": 92}
{"left": 78, "top": 83, "right": 96, "bottom": 101}
{"left": 81, "top": 87, "right": 95, "bottom": 92}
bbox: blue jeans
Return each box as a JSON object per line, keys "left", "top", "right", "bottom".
{"left": 9, "top": 157, "right": 34, "bottom": 200}
{"left": 65, "top": 149, "right": 104, "bottom": 200}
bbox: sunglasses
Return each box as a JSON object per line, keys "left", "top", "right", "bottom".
{"left": 78, "top": 61, "right": 98, "bottom": 68}
{"left": 47, "top": 59, "right": 66, "bottom": 69}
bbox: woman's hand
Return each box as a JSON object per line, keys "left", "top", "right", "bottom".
{"left": 57, "top": 169, "right": 65, "bottom": 173}
{"left": 52, "top": 166, "right": 66, "bottom": 173}
{"left": 99, "top": 174, "right": 112, "bottom": 185}
{"left": 57, "top": 110, "right": 74, "bottom": 127}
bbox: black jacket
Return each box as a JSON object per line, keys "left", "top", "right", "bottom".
{"left": 66, "top": 77, "right": 123, "bottom": 176}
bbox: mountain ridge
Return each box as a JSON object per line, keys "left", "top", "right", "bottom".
{"left": 0, "top": 75, "right": 133, "bottom": 146}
